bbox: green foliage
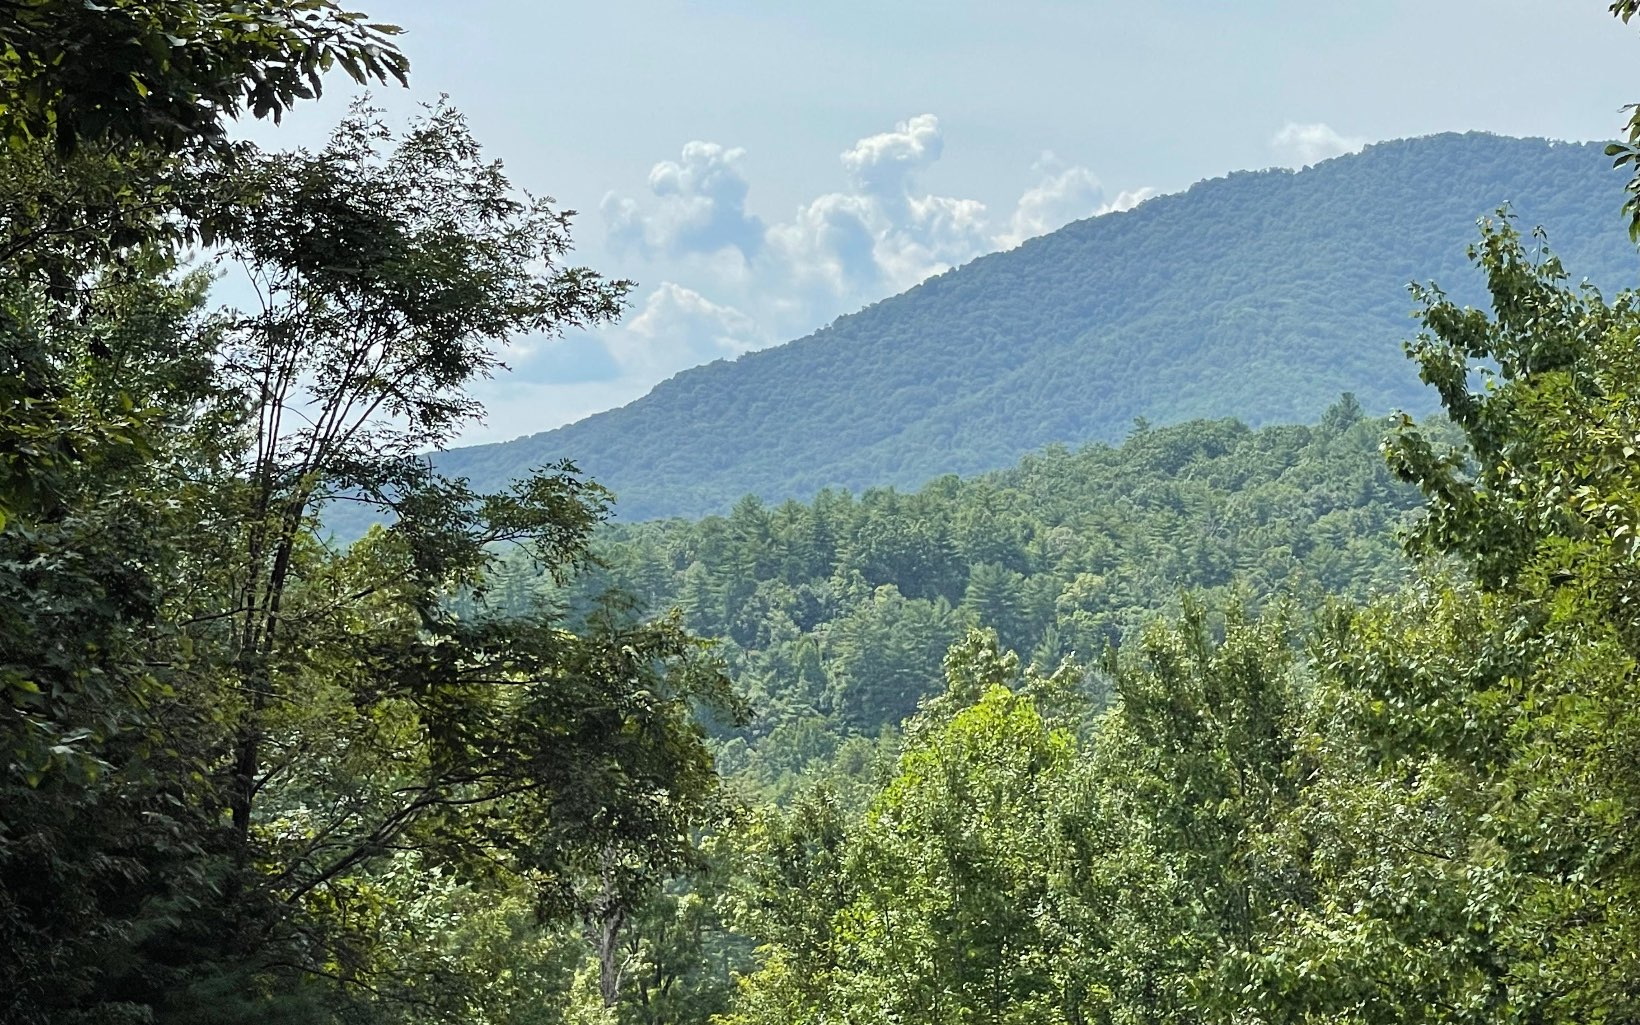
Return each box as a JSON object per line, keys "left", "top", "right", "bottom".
{"left": 0, "top": 0, "right": 406, "bottom": 157}
{"left": 705, "top": 209, "right": 1640, "bottom": 1025}
{"left": 1606, "top": 1, "right": 1640, "bottom": 237}
{"left": 506, "top": 407, "right": 1417, "bottom": 798}
{"left": 0, "top": 21, "right": 728, "bottom": 1024}
{"left": 11, "top": 6, "right": 1640, "bottom": 1023}
{"left": 1373, "top": 213, "right": 1640, "bottom": 1022}
{"left": 0, "top": 0, "right": 410, "bottom": 539}
{"left": 1241, "top": 583, "right": 1523, "bottom": 1025}
{"left": 721, "top": 633, "right": 1083, "bottom": 1025}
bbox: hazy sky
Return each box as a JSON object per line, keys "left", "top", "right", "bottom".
{"left": 243, "top": 1, "right": 1640, "bottom": 445}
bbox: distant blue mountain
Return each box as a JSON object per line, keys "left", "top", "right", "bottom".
{"left": 437, "top": 133, "right": 1639, "bottom": 521}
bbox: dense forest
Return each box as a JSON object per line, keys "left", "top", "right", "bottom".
{"left": 431, "top": 131, "right": 1640, "bottom": 521}
{"left": 509, "top": 403, "right": 1419, "bottom": 780}
{"left": 6, "top": 3, "right": 1640, "bottom": 1025}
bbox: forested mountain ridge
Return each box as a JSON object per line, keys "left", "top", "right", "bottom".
{"left": 13, "top": 0, "right": 1640, "bottom": 1020}
{"left": 505, "top": 401, "right": 1420, "bottom": 778}
{"left": 437, "top": 132, "right": 1638, "bottom": 520}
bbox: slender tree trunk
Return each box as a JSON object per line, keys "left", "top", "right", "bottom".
{"left": 588, "top": 849, "right": 629, "bottom": 1009}
{"left": 597, "top": 903, "right": 627, "bottom": 1009}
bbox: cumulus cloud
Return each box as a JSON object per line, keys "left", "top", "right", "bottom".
{"left": 509, "top": 115, "right": 1158, "bottom": 440}
{"left": 772, "top": 192, "right": 991, "bottom": 297}
{"left": 608, "top": 283, "right": 763, "bottom": 379}
{"left": 600, "top": 113, "right": 1161, "bottom": 356}
{"left": 475, "top": 286, "right": 762, "bottom": 443}
{"left": 999, "top": 153, "right": 1106, "bottom": 248}
{"left": 996, "top": 153, "right": 1161, "bottom": 249}
{"left": 1098, "top": 186, "right": 1158, "bottom": 215}
{"left": 841, "top": 113, "right": 944, "bottom": 197}
{"left": 603, "top": 113, "right": 1148, "bottom": 314}
{"left": 1271, "top": 122, "right": 1364, "bottom": 167}
{"left": 601, "top": 140, "right": 764, "bottom": 258}
{"left": 741, "top": 114, "right": 999, "bottom": 298}
{"left": 881, "top": 193, "right": 991, "bottom": 285}
{"left": 764, "top": 192, "right": 881, "bottom": 295}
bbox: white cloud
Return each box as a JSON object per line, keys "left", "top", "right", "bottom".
{"left": 464, "top": 286, "right": 765, "bottom": 443}
{"left": 602, "top": 140, "right": 764, "bottom": 258}
{"left": 528, "top": 115, "right": 1159, "bottom": 441}
{"left": 994, "top": 152, "right": 1162, "bottom": 249}
{"left": 841, "top": 113, "right": 944, "bottom": 197}
{"left": 770, "top": 186, "right": 993, "bottom": 297}
{"left": 771, "top": 113, "right": 993, "bottom": 293}
{"left": 1000, "top": 162, "right": 1105, "bottom": 247}
{"left": 1271, "top": 122, "right": 1364, "bottom": 166}
{"left": 764, "top": 191, "right": 881, "bottom": 295}
{"left": 611, "top": 283, "right": 762, "bottom": 378}
{"left": 1097, "top": 186, "right": 1158, "bottom": 215}
{"left": 881, "top": 193, "right": 992, "bottom": 286}
{"left": 599, "top": 113, "right": 1164, "bottom": 362}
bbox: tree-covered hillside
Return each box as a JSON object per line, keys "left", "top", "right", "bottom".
{"left": 497, "top": 399, "right": 1419, "bottom": 787}
{"left": 435, "top": 133, "right": 1639, "bottom": 520}
{"left": 706, "top": 210, "right": 1640, "bottom": 1025}
{"left": 15, "top": 1, "right": 1640, "bottom": 1021}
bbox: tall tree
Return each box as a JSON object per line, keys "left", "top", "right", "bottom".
{"left": 0, "top": 0, "right": 409, "bottom": 528}
{"left": 1379, "top": 213, "right": 1640, "bottom": 1021}
{"left": 1, "top": 17, "right": 743, "bottom": 1022}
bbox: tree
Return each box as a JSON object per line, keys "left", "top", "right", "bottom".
{"left": 0, "top": 0, "right": 406, "bottom": 157}
{"left": 201, "top": 97, "right": 629, "bottom": 839}
{"left": 1378, "top": 213, "right": 1640, "bottom": 1021}
{"left": 1240, "top": 583, "right": 1524, "bottom": 1025}
{"left": 0, "top": 270, "right": 234, "bottom": 1025}
{"left": 152, "top": 103, "right": 738, "bottom": 1016}
{"left": 0, "top": 5, "right": 420, "bottom": 1018}
{"left": 960, "top": 560, "right": 1031, "bottom": 655}
{"left": 0, "top": 67, "right": 741, "bottom": 1025}
{"left": 1074, "top": 597, "right": 1309, "bottom": 1024}
{"left": 717, "top": 786, "right": 855, "bottom": 1025}
{"left": 723, "top": 631, "right": 1084, "bottom": 1025}
{"left": 1222, "top": 214, "right": 1640, "bottom": 1025}
{"left": 1609, "top": 0, "right": 1640, "bottom": 237}
{"left": 0, "top": 0, "right": 409, "bottom": 529}
{"left": 824, "top": 584, "right": 960, "bottom": 730}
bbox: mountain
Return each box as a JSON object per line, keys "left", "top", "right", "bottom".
{"left": 440, "top": 133, "right": 1639, "bottom": 521}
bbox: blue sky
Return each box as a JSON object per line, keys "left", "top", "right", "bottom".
{"left": 243, "top": 1, "right": 1639, "bottom": 445}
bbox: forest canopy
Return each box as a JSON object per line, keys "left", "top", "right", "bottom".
{"left": 5, "top": 2, "right": 1640, "bottom": 1024}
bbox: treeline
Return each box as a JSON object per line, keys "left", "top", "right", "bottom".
{"left": 703, "top": 217, "right": 1640, "bottom": 1023}
{"left": 489, "top": 400, "right": 1418, "bottom": 796}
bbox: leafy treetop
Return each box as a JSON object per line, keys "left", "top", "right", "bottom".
{"left": 0, "top": 0, "right": 407, "bottom": 157}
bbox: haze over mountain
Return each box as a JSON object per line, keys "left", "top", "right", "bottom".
{"left": 437, "top": 133, "right": 1639, "bottom": 521}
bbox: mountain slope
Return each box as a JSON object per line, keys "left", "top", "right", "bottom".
{"left": 442, "top": 133, "right": 1639, "bottom": 520}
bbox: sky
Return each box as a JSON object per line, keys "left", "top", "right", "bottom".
{"left": 239, "top": 1, "right": 1640, "bottom": 446}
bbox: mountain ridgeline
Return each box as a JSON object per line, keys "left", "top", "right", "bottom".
{"left": 437, "top": 132, "right": 1638, "bottom": 521}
